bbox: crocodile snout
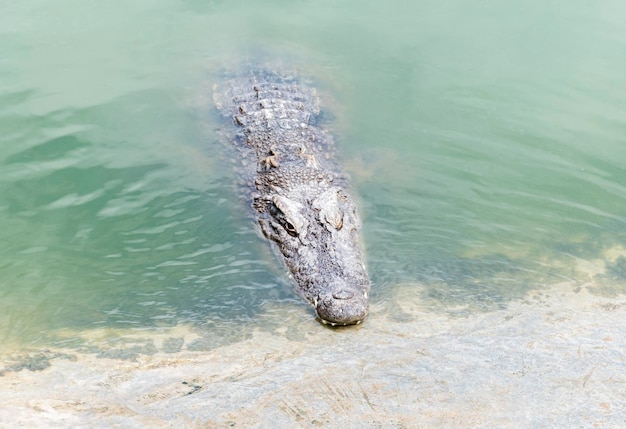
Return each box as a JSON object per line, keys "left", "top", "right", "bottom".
{"left": 316, "top": 288, "right": 369, "bottom": 326}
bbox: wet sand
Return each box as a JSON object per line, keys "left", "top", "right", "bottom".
{"left": 1, "top": 281, "right": 625, "bottom": 428}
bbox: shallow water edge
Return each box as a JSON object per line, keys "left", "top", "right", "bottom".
{"left": 1, "top": 279, "right": 624, "bottom": 428}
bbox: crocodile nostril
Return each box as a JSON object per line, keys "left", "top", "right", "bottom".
{"left": 332, "top": 289, "right": 354, "bottom": 300}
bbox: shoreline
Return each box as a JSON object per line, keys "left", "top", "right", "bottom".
{"left": 1, "top": 281, "right": 625, "bottom": 428}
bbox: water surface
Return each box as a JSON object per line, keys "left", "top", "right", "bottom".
{"left": 1, "top": 1, "right": 626, "bottom": 425}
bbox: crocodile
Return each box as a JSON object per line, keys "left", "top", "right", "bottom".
{"left": 213, "top": 69, "right": 370, "bottom": 326}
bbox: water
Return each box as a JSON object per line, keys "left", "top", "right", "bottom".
{"left": 1, "top": 0, "right": 626, "bottom": 426}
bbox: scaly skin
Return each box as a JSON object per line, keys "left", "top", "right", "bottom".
{"left": 214, "top": 70, "right": 370, "bottom": 325}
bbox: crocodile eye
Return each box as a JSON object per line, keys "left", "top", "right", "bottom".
{"left": 284, "top": 221, "right": 298, "bottom": 237}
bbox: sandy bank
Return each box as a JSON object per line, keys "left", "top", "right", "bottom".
{"left": 1, "top": 282, "right": 625, "bottom": 428}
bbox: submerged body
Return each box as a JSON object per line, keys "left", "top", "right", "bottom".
{"left": 214, "top": 70, "right": 370, "bottom": 325}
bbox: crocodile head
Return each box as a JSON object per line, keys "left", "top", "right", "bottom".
{"left": 256, "top": 185, "right": 370, "bottom": 326}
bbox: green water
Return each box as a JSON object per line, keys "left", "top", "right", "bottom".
{"left": 1, "top": 0, "right": 626, "bottom": 352}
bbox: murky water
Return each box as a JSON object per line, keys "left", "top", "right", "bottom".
{"left": 1, "top": 0, "right": 626, "bottom": 426}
